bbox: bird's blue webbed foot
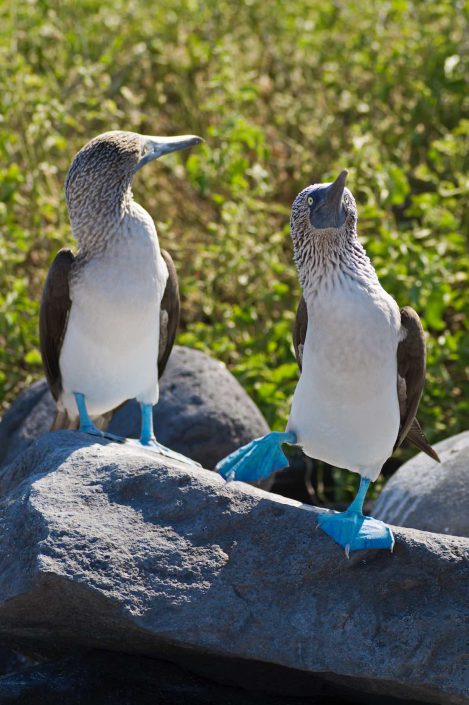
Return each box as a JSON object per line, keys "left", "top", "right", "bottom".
{"left": 216, "top": 431, "right": 297, "bottom": 483}
{"left": 133, "top": 403, "right": 200, "bottom": 467}
{"left": 74, "top": 393, "right": 124, "bottom": 442}
{"left": 317, "top": 477, "right": 394, "bottom": 557}
{"left": 137, "top": 438, "right": 200, "bottom": 466}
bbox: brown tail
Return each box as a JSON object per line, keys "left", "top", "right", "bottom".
{"left": 405, "top": 418, "right": 441, "bottom": 463}
{"left": 50, "top": 409, "right": 113, "bottom": 432}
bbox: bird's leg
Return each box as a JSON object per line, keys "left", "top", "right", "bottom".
{"left": 73, "top": 393, "right": 124, "bottom": 442}
{"left": 139, "top": 402, "right": 155, "bottom": 446}
{"left": 137, "top": 402, "right": 200, "bottom": 466}
{"left": 317, "top": 477, "right": 394, "bottom": 557}
{"left": 347, "top": 476, "right": 370, "bottom": 513}
{"left": 216, "top": 431, "right": 297, "bottom": 483}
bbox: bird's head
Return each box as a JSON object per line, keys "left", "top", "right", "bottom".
{"left": 290, "top": 170, "right": 357, "bottom": 253}
{"left": 290, "top": 171, "right": 375, "bottom": 294}
{"left": 65, "top": 130, "right": 202, "bottom": 244}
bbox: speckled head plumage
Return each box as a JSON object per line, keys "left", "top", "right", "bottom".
{"left": 66, "top": 132, "right": 142, "bottom": 204}
{"left": 290, "top": 171, "right": 377, "bottom": 295}
{"left": 65, "top": 130, "right": 202, "bottom": 250}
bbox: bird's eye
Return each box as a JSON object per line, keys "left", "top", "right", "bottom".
{"left": 307, "top": 196, "right": 314, "bottom": 206}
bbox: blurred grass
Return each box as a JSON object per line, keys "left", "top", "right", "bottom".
{"left": 0, "top": 0, "right": 467, "bottom": 500}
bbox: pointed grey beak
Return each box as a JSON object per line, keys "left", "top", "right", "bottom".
{"left": 326, "top": 169, "right": 348, "bottom": 211}
{"left": 135, "top": 134, "right": 203, "bottom": 173}
{"left": 309, "top": 169, "right": 348, "bottom": 230}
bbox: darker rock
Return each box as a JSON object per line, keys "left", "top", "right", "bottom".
{"left": 0, "top": 432, "right": 467, "bottom": 705}
{"left": 0, "top": 346, "right": 269, "bottom": 472}
{"left": 374, "top": 431, "right": 469, "bottom": 538}
{"left": 0, "top": 380, "right": 54, "bottom": 471}
{"left": 0, "top": 649, "right": 436, "bottom": 705}
{"left": 0, "top": 650, "right": 366, "bottom": 705}
{"left": 0, "top": 648, "right": 36, "bottom": 678}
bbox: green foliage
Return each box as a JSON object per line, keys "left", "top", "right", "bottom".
{"left": 0, "top": 0, "right": 468, "bottom": 500}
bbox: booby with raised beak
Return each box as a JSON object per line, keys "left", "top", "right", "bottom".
{"left": 216, "top": 170, "right": 439, "bottom": 554}
{"left": 40, "top": 130, "right": 202, "bottom": 463}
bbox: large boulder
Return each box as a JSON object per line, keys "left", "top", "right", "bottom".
{"left": 0, "top": 346, "right": 269, "bottom": 471}
{"left": 374, "top": 431, "right": 469, "bottom": 538}
{"left": 0, "top": 432, "right": 467, "bottom": 705}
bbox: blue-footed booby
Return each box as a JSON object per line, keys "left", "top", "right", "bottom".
{"left": 39, "top": 130, "right": 202, "bottom": 463}
{"left": 216, "top": 170, "right": 439, "bottom": 555}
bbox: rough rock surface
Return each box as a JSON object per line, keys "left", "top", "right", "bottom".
{"left": 0, "top": 346, "right": 269, "bottom": 471}
{"left": 0, "top": 433, "right": 467, "bottom": 705}
{"left": 374, "top": 431, "right": 469, "bottom": 538}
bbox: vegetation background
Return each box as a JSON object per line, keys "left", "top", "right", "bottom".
{"left": 0, "top": 0, "right": 467, "bottom": 500}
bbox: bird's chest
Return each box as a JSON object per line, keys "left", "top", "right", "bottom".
{"left": 288, "top": 279, "right": 401, "bottom": 473}
{"left": 63, "top": 225, "right": 167, "bottom": 402}
{"left": 303, "top": 280, "right": 400, "bottom": 389}
{"left": 71, "top": 226, "right": 164, "bottom": 315}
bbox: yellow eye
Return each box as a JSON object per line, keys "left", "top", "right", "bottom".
{"left": 307, "top": 196, "right": 314, "bottom": 206}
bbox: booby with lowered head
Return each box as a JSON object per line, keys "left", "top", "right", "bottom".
{"left": 39, "top": 130, "right": 202, "bottom": 463}
{"left": 216, "top": 170, "right": 439, "bottom": 555}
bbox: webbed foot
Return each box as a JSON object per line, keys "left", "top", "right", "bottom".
{"left": 317, "top": 510, "right": 394, "bottom": 557}
{"left": 216, "top": 431, "right": 297, "bottom": 483}
{"left": 127, "top": 437, "right": 200, "bottom": 467}
{"left": 317, "top": 476, "right": 394, "bottom": 556}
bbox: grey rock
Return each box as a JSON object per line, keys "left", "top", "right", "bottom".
{"left": 0, "top": 380, "right": 55, "bottom": 470}
{"left": 374, "top": 431, "right": 469, "bottom": 538}
{"left": 0, "top": 346, "right": 269, "bottom": 471}
{"left": 0, "top": 432, "right": 467, "bottom": 705}
{"left": 0, "top": 649, "right": 365, "bottom": 705}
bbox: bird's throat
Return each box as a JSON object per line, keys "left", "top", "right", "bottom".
{"left": 294, "top": 217, "right": 378, "bottom": 300}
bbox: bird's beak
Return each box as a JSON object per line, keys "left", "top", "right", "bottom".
{"left": 326, "top": 169, "right": 348, "bottom": 218}
{"left": 135, "top": 135, "right": 203, "bottom": 173}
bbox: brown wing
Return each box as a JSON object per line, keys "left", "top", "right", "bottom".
{"left": 395, "top": 306, "right": 440, "bottom": 461}
{"left": 158, "top": 249, "right": 180, "bottom": 378}
{"left": 293, "top": 296, "right": 308, "bottom": 371}
{"left": 39, "top": 249, "right": 74, "bottom": 401}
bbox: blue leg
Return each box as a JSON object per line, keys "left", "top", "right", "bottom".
{"left": 74, "top": 393, "right": 124, "bottom": 442}
{"left": 216, "top": 431, "right": 297, "bottom": 483}
{"left": 140, "top": 402, "right": 155, "bottom": 445}
{"left": 136, "top": 403, "right": 200, "bottom": 467}
{"left": 317, "top": 477, "right": 394, "bottom": 557}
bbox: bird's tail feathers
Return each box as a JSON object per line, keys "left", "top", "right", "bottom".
{"left": 405, "top": 420, "right": 440, "bottom": 463}
{"left": 50, "top": 410, "right": 79, "bottom": 431}
{"left": 97, "top": 411, "right": 113, "bottom": 432}
{"left": 50, "top": 408, "right": 113, "bottom": 432}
